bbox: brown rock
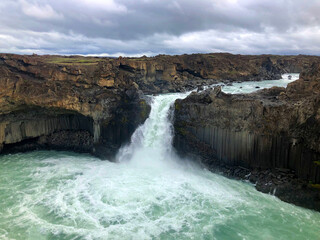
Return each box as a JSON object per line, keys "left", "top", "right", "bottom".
{"left": 0, "top": 53, "right": 151, "bottom": 159}
{"left": 173, "top": 63, "right": 320, "bottom": 211}
{"left": 98, "top": 78, "right": 115, "bottom": 88}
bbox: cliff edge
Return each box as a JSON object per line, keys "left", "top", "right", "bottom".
{"left": 174, "top": 63, "right": 320, "bottom": 211}
{"left": 0, "top": 52, "right": 319, "bottom": 161}
{"left": 0, "top": 54, "right": 150, "bottom": 158}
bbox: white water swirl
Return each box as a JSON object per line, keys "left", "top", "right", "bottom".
{"left": 0, "top": 73, "right": 319, "bottom": 240}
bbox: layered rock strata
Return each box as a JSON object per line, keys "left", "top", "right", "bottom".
{"left": 0, "top": 53, "right": 319, "bottom": 160}
{"left": 173, "top": 63, "right": 320, "bottom": 210}
{"left": 119, "top": 53, "right": 320, "bottom": 93}
{"left": 0, "top": 54, "right": 150, "bottom": 158}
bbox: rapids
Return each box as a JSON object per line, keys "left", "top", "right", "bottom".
{"left": 0, "top": 73, "right": 319, "bottom": 240}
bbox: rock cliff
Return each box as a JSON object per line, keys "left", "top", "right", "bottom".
{"left": 0, "top": 54, "right": 150, "bottom": 158}
{"left": 173, "top": 63, "right": 320, "bottom": 210}
{"left": 0, "top": 53, "right": 319, "bottom": 160}
{"left": 119, "top": 53, "right": 320, "bottom": 93}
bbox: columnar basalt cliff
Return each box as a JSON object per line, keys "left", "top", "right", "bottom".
{"left": 0, "top": 53, "right": 319, "bottom": 160}
{"left": 173, "top": 63, "right": 320, "bottom": 210}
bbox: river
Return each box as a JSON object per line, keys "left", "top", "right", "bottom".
{"left": 0, "top": 73, "right": 319, "bottom": 240}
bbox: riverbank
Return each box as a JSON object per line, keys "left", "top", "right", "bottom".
{"left": 1, "top": 52, "right": 320, "bottom": 212}
{"left": 207, "top": 164, "right": 320, "bottom": 211}
{"left": 1, "top": 90, "right": 319, "bottom": 239}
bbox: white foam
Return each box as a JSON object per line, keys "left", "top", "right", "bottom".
{"left": 0, "top": 74, "right": 320, "bottom": 239}
{"left": 209, "top": 73, "right": 300, "bottom": 94}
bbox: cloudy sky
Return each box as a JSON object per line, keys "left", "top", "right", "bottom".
{"left": 0, "top": 0, "right": 320, "bottom": 56}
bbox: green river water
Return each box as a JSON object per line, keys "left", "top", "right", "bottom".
{"left": 0, "top": 74, "right": 319, "bottom": 240}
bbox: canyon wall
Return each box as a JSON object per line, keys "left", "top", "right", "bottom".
{"left": 0, "top": 54, "right": 150, "bottom": 158}
{"left": 0, "top": 53, "right": 319, "bottom": 159}
{"left": 173, "top": 63, "right": 320, "bottom": 210}
{"left": 119, "top": 53, "right": 320, "bottom": 93}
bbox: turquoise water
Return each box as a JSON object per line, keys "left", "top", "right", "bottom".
{"left": 0, "top": 75, "right": 319, "bottom": 240}
{"left": 220, "top": 73, "right": 300, "bottom": 94}
{"left": 0, "top": 151, "right": 319, "bottom": 240}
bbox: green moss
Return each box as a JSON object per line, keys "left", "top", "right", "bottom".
{"left": 309, "top": 184, "right": 320, "bottom": 190}
{"left": 175, "top": 103, "right": 180, "bottom": 111}
{"left": 45, "top": 57, "right": 103, "bottom": 65}
{"left": 139, "top": 100, "right": 146, "bottom": 106}
{"left": 313, "top": 161, "right": 320, "bottom": 166}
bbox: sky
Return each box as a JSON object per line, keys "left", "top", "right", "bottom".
{"left": 0, "top": 0, "right": 320, "bottom": 56}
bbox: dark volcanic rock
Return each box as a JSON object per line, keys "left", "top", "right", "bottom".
{"left": 118, "top": 53, "right": 320, "bottom": 94}
{"left": 173, "top": 63, "right": 320, "bottom": 211}
{"left": 0, "top": 52, "right": 319, "bottom": 160}
{"left": 208, "top": 164, "right": 320, "bottom": 211}
{"left": 0, "top": 54, "right": 151, "bottom": 159}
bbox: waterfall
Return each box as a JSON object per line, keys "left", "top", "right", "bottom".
{"left": 116, "top": 73, "right": 300, "bottom": 164}
{"left": 116, "top": 92, "right": 189, "bottom": 164}
{"left": 1, "top": 74, "right": 319, "bottom": 240}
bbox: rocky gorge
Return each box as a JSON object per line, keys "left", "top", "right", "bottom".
{"left": 0, "top": 53, "right": 320, "bottom": 211}
{"left": 2, "top": 53, "right": 318, "bottom": 158}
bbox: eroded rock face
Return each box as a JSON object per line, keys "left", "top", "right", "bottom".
{"left": 118, "top": 53, "right": 320, "bottom": 93}
{"left": 173, "top": 63, "right": 320, "bottom": 210}
{"left": 0, "top": 54, "right": 150, "bottom": 158}
{"left": 0, "top": 53, "right": 319, "bottom": 160}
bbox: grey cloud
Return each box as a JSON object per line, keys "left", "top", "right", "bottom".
{"left": 20, "top": 0, "right": 64, "bottom": 20}
{"left": 0, "top": 0, "right": 319, "bottom": 56}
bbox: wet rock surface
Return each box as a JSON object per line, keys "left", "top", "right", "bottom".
{"left": 173, "top": 63, "right": 320, "bottom": 211}
{"left": 209, "top": 164, "right": 320, "bottom": 211}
